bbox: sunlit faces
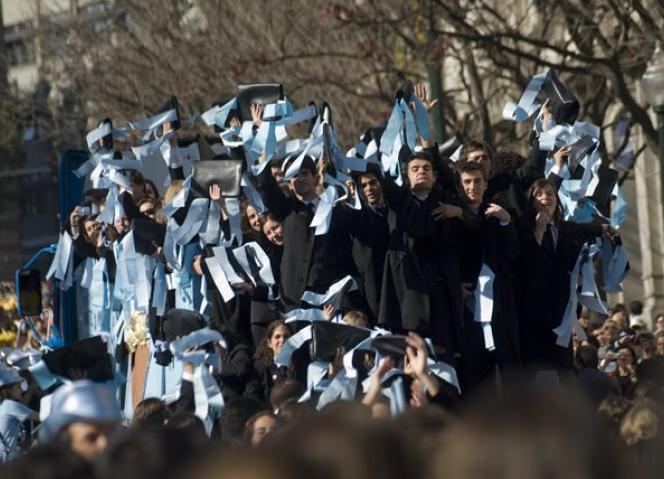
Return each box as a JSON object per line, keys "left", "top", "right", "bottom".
{"left": 289, "top": 168, "right": 317, "bottom": 200}
{"left": 359, "top": 173, "right": 384, "bottom": 206}
{"left": 83, "top": 219, "right": 100, "bottom": 239}
{"left": 246, "top": 205, "right": 262, "bottom": 233}
{"left": 139, "top": 201, "right": 157, "bottom": 220}
{"left": 262, "top": 217, "right": 284, "bottom": 246}
{"left": 270, "top": 165, "right": 285, "bottom": 186}
{"left": 114, "top": 216, "right": 130, "bottom": 235}
{"left": 267, "top": 325, "right": 290, "bottom": 356}
{"left": 465, "top": 148, "right": 492, "bottom": 179}
{"left": 459, "top": 170, "right": 486, "bottom": 205}
{"left": 407, "top": 158, "right": 435, "bottom": 194}
{"left": 532, "top": 184, "right": 558, "bottom": 217}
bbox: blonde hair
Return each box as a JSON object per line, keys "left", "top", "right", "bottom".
{"left": 342, "top": 310, "right": 368, "bottom": 328}
{"left": 619, "top": 400, "right": 659, "bottom": 446}
{"left": 163, "top": 180, "right": 184, "bottom": 205}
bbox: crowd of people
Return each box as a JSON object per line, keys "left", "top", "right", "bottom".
{"left": 1, "top": 75, "right": 663, "bottom": 477}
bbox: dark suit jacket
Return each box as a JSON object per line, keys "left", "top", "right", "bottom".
{"left": 378, "top": 177, "right": 465, "bottom": 357}
{"left": 256, "top": 169, "right": 376, "bottom": 309}
{"left": 515, "top": 218, "right": 602, "bottom": 369}
{"left": 460, "top": 208, "right": 521, "bottom": 372}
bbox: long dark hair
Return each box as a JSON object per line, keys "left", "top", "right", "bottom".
{"left": 254, "top": 320, "right": 289, "bottom": 365}
{"left": 526, "top": 178, "right": 564, "bottom": 227}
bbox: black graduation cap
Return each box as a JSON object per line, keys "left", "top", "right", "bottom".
{"left": 98, "top": 118, "right": 113, "bottom": 150}
{"left": 322, "top": 123, "right": 338, "bottom": 177}
{"left": 284, "top": 154, "right": 317, "bottom": 176}
{"left": 156, "top": 95, "right": 181, "bottom": 130}
{"left": 212, "top": 96, "right": 239, "bottom": 130}
{"left": 320, "top": 102, "right": 333, "bottom": 129}
{"left": 372, "top": 335, "right": 408, "bottom": 360}
{"left": 236, "top": 83, "right": 284, "bottom": 123}
{"left": 191, "top": 136, "right": 243, "bottom": 198}
{"left": 133, "top": 219, "right": 166, "bottom": 255}
{"left": 42, "top": 336, "right": 114, "bottom": 382}
{"left": 567, "top": 136, "right": 597, "bottom": 173}
{"left": 535, "top": 71, "right": 580, "bottom": 125}
{"left": 396, "top": 80, "right": 414, "bottom": 103}
{"left": 589, "top": 165, "right": 618, "bottom": 210}
{"left": 162, "top": 309, "right": 207, "bottom": 343}
{"left": 307, "top": 101, "right": 317, "bottom": 134}
{"left": 308, "top": 321, "right": 371, "bottom": 363}
{"left": 399, "top": 144, "right": 416, "bottom": 165}
{"left": 82, "top": 188, "right": 110, "bottom": 205}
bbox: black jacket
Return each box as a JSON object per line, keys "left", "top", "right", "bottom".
{"left": 515, "top": 218, "right": 602, "bottom": 369}
{"left": 256, "top": 169, "right": 376, "bottom": 309}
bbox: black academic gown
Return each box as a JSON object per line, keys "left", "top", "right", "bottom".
{"left": 256, "top": 169, "right": 375, "bottom": 311}
{"left": 249, "top": 242, "right": 283, "bottom": 346}
{"left": 515, "top": 218, "right": 603, "bottom": 370}
{"left": 352, "top": 204, "right": 389, "bottom": 326}
{"left": 459, "top": 205, "right": 521, "bottom": 388}
{"left": 378, "top": 178, "right": 466, "bottom": 367}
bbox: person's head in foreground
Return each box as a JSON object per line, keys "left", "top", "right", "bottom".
{"left": 39, "top": 380, "right": 121, "bottom": 462}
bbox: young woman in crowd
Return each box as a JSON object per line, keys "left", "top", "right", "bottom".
{"left": 253, "top": 321, "right": 291, "bottom": 401}
{"left": 515, "top": 178, "right": 619, "bottom": 371}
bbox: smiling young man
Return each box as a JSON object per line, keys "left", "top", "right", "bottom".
{"left": 352, "top": 165, "right": 389, "bottom": 323}
{"left": 454, "top": 162, "right": 521, "bottom": 388}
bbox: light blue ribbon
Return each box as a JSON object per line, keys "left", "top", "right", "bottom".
{"left": 502, "top": 72, "right": 548, "bottom": 122}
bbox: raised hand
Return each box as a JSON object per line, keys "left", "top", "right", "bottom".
{"left": 209, "top": 184, "right": 222, "bottom": 201}
{"left": 540, "top": 98, "right": 553, "bottom": 131}
{"left": 553, "top": 146, "right": 571, "bottom": 170}
{"left": 485, "top": 203, "right": 511, "bottom": 223}
{"left": 404, "top": 332, "right": 429, "bottom": 379}
{"left": 362, "top": 357, "right": 395, "bottom": 406}
{"left": 323, "top": 304, "right": 335, "bottom": 321}
{"left": 432, "top": 203, "right": 463, "bottom": 221}
{"left": 414, "top": 83, "right": 438, "bottom": 112}
{"left": 250, "top": 103, "right": 263, "bottom": 127}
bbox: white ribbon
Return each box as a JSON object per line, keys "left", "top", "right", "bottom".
{"left": 301, "top": 275, "right": 358, "bottom": 308}
{"left": 473, "top": 263, "right": 496, "bottom": 351}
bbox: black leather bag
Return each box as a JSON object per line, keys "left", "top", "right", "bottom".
{"left": 236, "top": 83, "right": 284, "bottom": 122}
{"left": 192, "top": 159, "right": 243, "bottom": 198}
{"left": 308, "top": 321, "right": 371, "bottom": 363}
{"left": 536, "top": 71, "right": 580, "bottom": 125}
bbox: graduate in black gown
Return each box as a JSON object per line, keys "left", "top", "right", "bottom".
{"left": 515, "top": 178, "right": 617, "bottom": 371}
{"left": 352, "top": 166, "right": 389, "bottom": 325}
{"left": 378, "top": 150, "right": 468, "bottom": 384}
{"left": 256, "top": 155, "right": 375, "bottom": 312}
{"left": 451, "top": 162, "right": 521, "bottom": 388}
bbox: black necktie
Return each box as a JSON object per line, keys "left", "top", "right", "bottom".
{"left": 304, "top": 203, "right": 316, "bottom": 224}
{"left": 543, "top": 224, "right": 555, "bottom": 255}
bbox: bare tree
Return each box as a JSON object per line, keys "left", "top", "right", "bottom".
{"left": 34, "top": 0, "right": 663, "bottom": 170}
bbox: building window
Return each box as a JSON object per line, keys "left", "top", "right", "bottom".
{"left": 4, "top": 22, "right": 35, "bottom": 67}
